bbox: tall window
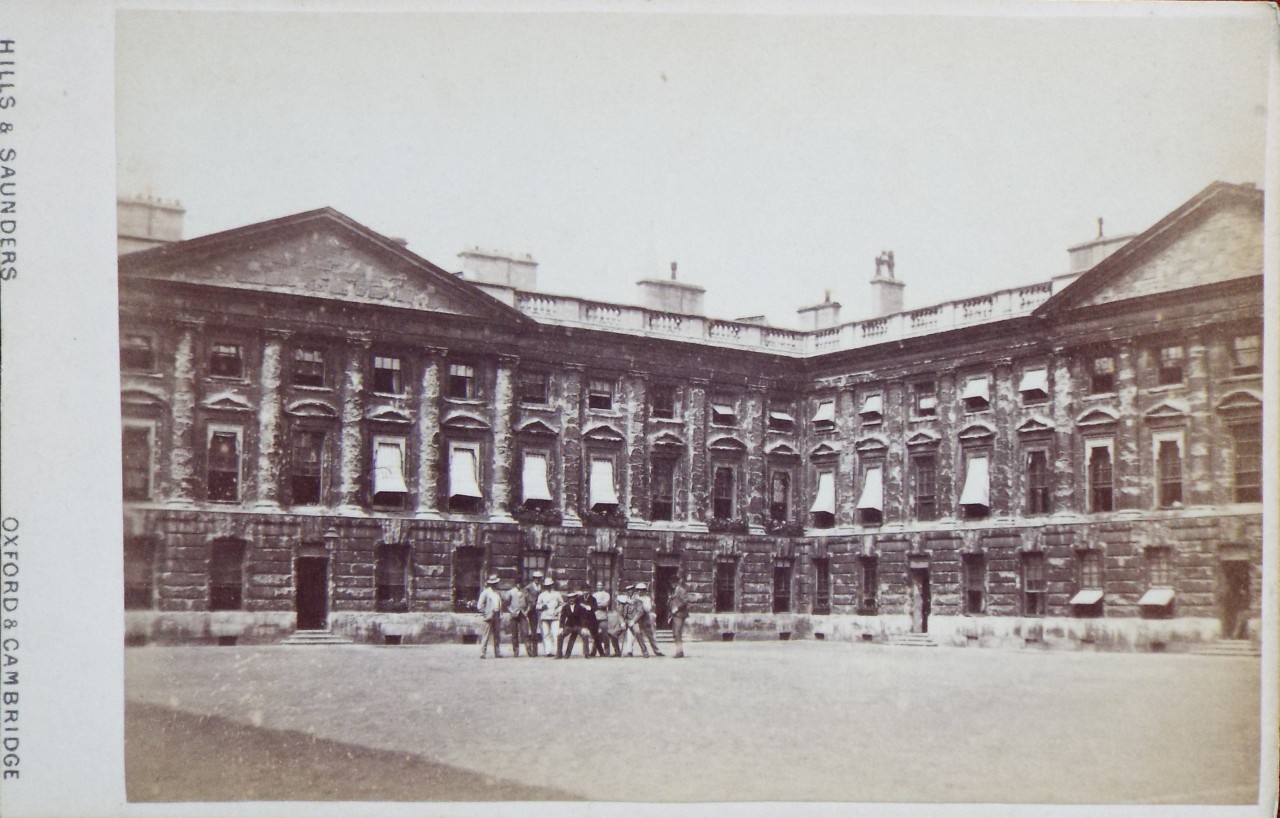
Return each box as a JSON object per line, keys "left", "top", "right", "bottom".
{"left": 124, "top": 537, "right": 156, "bottom": 610}
{"left": 207, "top": 429, "right": 241, "bottom": 502}
{"left": 1026, "top": 450, "right": 1050, "bottom": 515}
{"left": 959, "top": 453, "right": 990, "bottom": 520}
{"left": 1022, "top": 552, "right": 1046, "bottom": 616}
{"left": 1157, "top": 345, "right": 1184, "bottom": 386}
{"left": 714, "top": 560, "right": 736, "bottom": 613}
{"left": 1147, "top": 546, "right": 1172, "bottom": 587}
{"left": 290, "top": 429, "right": 324, "bottom": 505}
{"left": 1079, "top": 550, "right": 1102, "bottom": 589}
{"left": 1090, "top": 354, "right": 1115, "bottom": 394}
{"left": 447, "top": 363, "right": 476, "bottom": 399}
{"left": 813, "top": 558, "right": 831, "bottom": 615}
{"left": 588, "top": 455, "right": 620, "bottom": 512}
{"left": 963, "top": 553, "right": 986, "bottom": 615}
{"left": 912, "top": 455, "right": 937, "bottom": 521}
{"left": 520, "top": 451, "right": 553, "bottom": 509}
{"left": 1231, "top": 334, "right": 1261, "bottom": 375}
{"left": 371, "top": 437, "right": 409, "bottom": 509}
{"left": 856, "top": 466, "right": 884, "bottom": 526}
{"left": 517, "top": 370, "right": 549, "bottom": 405}
{"left": 372, "top": 355, "right": 403, "bottom": 393}
{"left": 453, "top": 547, "right": 483, "bottom": 613}
{"left": 122, "top": 425, "right": 153, "bottom": 501}
{"left": 1088, "top": 443, "right": 1113, "bottom": 512}
{"left": 768, "top": 399, "right": 796, "bottom": 432}
{"left": 810, "top": 468, "right": 836, "bottom": 529}
{"left": 121, "top": 335, "right": 155, "bottom": 372}
{"left": 1019, "top": 366, "right": 1049, "bottom": 405}
{"left": 650, "top": 457, "right": 675, "bottom": 521}
{"left": 209, "top": 539, "right": 246, "bottom": 611}
{"left": 773, "top": 559, "right": 793, "bottom": 613}
{"left": 589, "top": 552, "right": 615, "bottom": 594}
{"left": 587, "top": 378, "right": 614, "bottom": 410}
{"left": 375, "top": 544, "right": 410, "bottom": 612}
{"left": 1156, "top": 438, "right": 1183, "bottom": 508}
{"left": 210, "top": 342, "right": 243, "bottom": 379}
{"left": 858, "top": 556, "right": 878, "bottom": 614}
{"left": 650, "top": 384, "right": 677, "bottom": 419}
{"left": 712, "top": 466, "right": 736, "bottom": 518}
{"left": 769, "top": 471, "right": 791, "bottom": 522}
{"left": 811, "top": 399, "right": 836, "bottom": 432}
{"left": 520, "top": 550, "right": 549, "bottom": 585}
{"left": 293, "top": 348, "right": 326, "bottom": 388}
{"left": 447, "top": 443, "right": 484, "bottom": 512}
{"left": 1232, "top": 423, "right": 1262, "bottom": 503}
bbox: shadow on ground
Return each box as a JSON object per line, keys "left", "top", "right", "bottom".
{"left": 126, "top": 700, "right": 584, "bottom": 802}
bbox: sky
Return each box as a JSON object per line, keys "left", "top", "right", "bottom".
{"left": 116, "top": 6, "right": 1272, "bottom": 328}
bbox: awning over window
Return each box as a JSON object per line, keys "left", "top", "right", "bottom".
{"left": 373, "top": 441, "right": 408, "bottom": 494}
{"left": 1069, "top": 589, "right": 1104, "bottom": 606}
{"left": 448, "top": 447, "right": 482, "bottom": 499}
{"left": 958, "top": 455, "right": 989, "bottom": 507}
{"left": 1138, "top": 588, "right": 1175, "bottom": 607}
{"left": 812, "top": 401, "right": 835, "bottom": 424}
{"left": 917, "top": 395, "right": 937, "bottom": 412}
{"left": 711, "top": 403, "right": 734, "bottom": 416}
{"left": 589, "top": 458, "right": 619, "bottom": 508}
{"left": 769, "top": 411, "right": 795, "bottom": 423}
{"left": 522, "top": 453, "right": 552, "bottom": 503}
{"left": 962, "top": 377, "right": 990, "bottom": 402}
{"left": 1019, "top": 368, "right": 1049, "bottom": 394}
{"left": 809, "top": 471, "right": 835, "bottom": 514}
{"left": 859, "top": 394, "right": 883, "bottom": 416}
{"left": 856, "top": 467, "right": 883, "bottom": 511}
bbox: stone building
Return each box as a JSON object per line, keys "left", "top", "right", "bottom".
{"left": 119, "top": 181, "right": 1265, "bottom": 650}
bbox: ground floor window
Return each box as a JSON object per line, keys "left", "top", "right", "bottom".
{"left": 209, "top": 538, "right": 246, "bottom": 611}
{"left": 963, "top": 552, "right": 986, "bottom": 615}
{"left": 124, "top": 536, "right": 156, "bottom": 609}
{"left": 858, "top": 556, "right": 878, "bottom": 614}
{"left": 812, "top": 558, "right": 831, "bottom": 615}
{"left": 453, "top": 547, "right": 483, "bottom": 613}
{"left": 772, "top": 559, "right": 793, "bottom": 613}
{"left": 714, "top": 560, "right": 736, "bottom": 613}
{"left": 1022, "top": 551, "right": 1046, "bottom": 616}
{"left": 376, "top": 543, "right": 410, "bottom": 612}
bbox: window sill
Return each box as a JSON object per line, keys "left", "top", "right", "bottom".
{"left": 207, "top": 375, "right": 250, "bottom": 385}
{"left": 1222, "top": 372, "right": 1261, "bottom": 383}
{"left": 1147, "top": 383, "right": 1184, "bottom": 395}
{"left": 1082, "top": 391, "right": 1117, "bottom": 400}
{"left": 292, "top": 384, "right": 334, "bottom": 394}
{"left": 122, "top": 370, "right": 163, "bottom": 378}
{"left": 370, "top": 390, "right": 410, "bottom": 399}
{"left": 444, "top": 395, "right": 485, "bottom": 405}
{"left": 908, "top": 414, "right": 938, "bottom": 423}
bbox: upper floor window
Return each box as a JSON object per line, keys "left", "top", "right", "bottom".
{"left": 371, "top": 436, "right": 409, "bottom": 509}
{"left": 210, "top": 342, "right": 244, "bottom": 379}
{"left": 122, "top": 424, "right": 153, "bottom": 502}
{"left": 1231, "top": 334, "right": 1261, "bottom": 376}
{"left": 1155, "top": 436, "right": 1183, "bottom": 509}
{"left": 290, "top": 429, "right": 325, "bottom": 506}
{"left": 121, "top": 335, "right": 155, "bottom": 372}
{"left": 372, "top": 355, "right": 403, "bottom": 394}
{"left": 856, "top": 465, "right": 883, "bottom": 526}
{"left": 811, "top": 399, "right": 836, "bottom": 432}
{"left": 912, "top": 455, "right": 938, "bottom": 521}
{"left": 520, "top": 450, "right": 554, "bottom": 509}
{"left": 587, "top": 378, "right": 615, "bottom": 411}
{"left": 712, "top": 466, "right": 736, "bottom": 518}
{"left": 1089, "top": 354, "right": 1115, "bottom": 394}
{"left": 1026, "top": 449, "right": 1051, "bottom": 515}
{"left": 587, "top": 455, "right": 620, "bottom": 511}
{"left": 769, "top": 470, "right": 791, "bottom": 522}
{"left": 1087, "top": 442, "right": 1114, "bottom": 512}
{"left": 518, "top": 370, "right": 549, "bottom": 406}
{"left": 768, "top": 399, "right": 796, "bottom": 432}
{"left": 958, "top": 453, "right": 990, "bottom": 519}
{"left": 710, "top": 397, "right": 737, "bottom": 427}
{"left": 1231, "top": 422, "right": 1262, "bottom": 503}
{"left": 447, "top": 443, "right": 484, "bottom": 513}
{"left": 961, "top": 376, "right": 990, "bottom": 412}
{"left": 293, "top": 347, "right": 326, "bottom": 388}
{"left": 206, "top": 428, "right": 241, "bottom": 502}
{"left": 809, "top": 469, "right": 836, "bottom": 529}
{"left": 1019, "top": 366, "right": 1049, "bottom": 405}
{"left": 1156, "top": 345, "right": 1184, "bottom": 386}
{"left": 912, "top": 382, "right": 937, "bottom": 418}
{"left": 446, "top": 363, "right": 476, "bottom": 399}
{"left": 650, "top": 457, "right": 676, "bottom": 521}
{"left": 858, "top": 393, "right": 883, "bottom": 424}
{"left": 650, "top": 384, "right": 677, "bottom": 419}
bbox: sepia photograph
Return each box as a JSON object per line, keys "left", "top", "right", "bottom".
{"left": 1, "top": 2, "right": 1278, "bottom": 816}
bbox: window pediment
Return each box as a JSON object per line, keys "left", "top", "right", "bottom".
{"left": 905, "top": 430, "right": 941, "bottom": 448}
{"left": 1076, "top": 407, "right": 1120, "bottom": 429}
{"left": 121, "top": 387, "right": 169, "bottom": 409}
{"left": 854, "top": 434, "right": 889, "bottom": 454}
{"left": 1143, "top": 399, "right": 1189, "bottom": 425}
{"left": 583, "top": 422, "right": 625, "bottom": 443}
{"left": 958, "top": 421, "right": 996, "bottom": 442}
{"left": 1016, "top": 415, "right": 1055, "bottom": 435}
{"left": 810, "top": 442, "right": 841, "bottom": 458}
{"left": 201, "top": 390, "right": 254, "bottom": 413}
{"left": 366, "top": 405, "right": 414, "bottom": 424}
{"left": 517, "top": 418, "right": 558, "bottom": 437}
{"left": 442, "top": 411, "right": 491, "bottom": 431}
{"left": 708, "top": 435, "right": 747, "bottom": 453}
{"left": 650, "top": 431, "right": 686, "bottom": 449}
{"left": 765, "top": 441, "right": 799, "bottom": 458}
{"left": 285, "top": 398, "right": 338, "bottom": 418}
{"left": 1216, "top": 390, "right": 1263, "bottom": 420}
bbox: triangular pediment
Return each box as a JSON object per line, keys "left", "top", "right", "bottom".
{"left": 1076, "top": 407, "right": 1119, "bottom": 428}
{"left": 1038, "top": 183, "right": 1263, "bottom": 314}
{"left": 905, "top": 430, "right": 941, "bottom": 448}
{"left": 201, "top": 390, "right": 253, "bottom": 413}
{"left": 854, "top": 434, "right": 889, "bottom": 454}
{"left": 810, "top": 442, "right": 841, "bottom": 458}
{"left": 285, "top": 398, "right": 338, "bottom": 418}
{"left": 958, "top": 422, "right": 996, "bottom": 442}
{"left": 1016, "top": 415, "right": 1055, "bottom": 435}
{"left": 1143, "top": 400, "right": 1189, "bottom": 424}
{"left": 765, "top": 441, "right": 799, "bottom": 457}
{"left": 517, "top": 418, "right": 558, "bottom": 436}
{"left": 583, "top": 423, "right": 625, "bottom": 443}
{"left": 121, "top": 386, "right": 169, "bottom": 409}
{"left": 119, "top": 209, "right": 530, "bottom": 324}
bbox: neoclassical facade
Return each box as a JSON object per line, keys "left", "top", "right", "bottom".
{"left": 119, "top": 181, "right": 1265, "bottom": 650}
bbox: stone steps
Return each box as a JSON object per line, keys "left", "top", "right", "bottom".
{"left": 280, "top": 630, "right": 355, "bottom": 646}
{"left": 1190, "top": 640, "right": 1260, "bottom": 657}
{"left": 887, "top": 634, "right": 939, "bottom": 648}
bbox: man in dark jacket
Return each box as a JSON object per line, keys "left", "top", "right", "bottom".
{"left": 556, "top": 591, "right": 594, "bottom": 658}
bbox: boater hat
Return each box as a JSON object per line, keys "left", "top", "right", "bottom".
{"left": 543, "top": 576, "right": 555, "bottom": 586}
{"left": 532, "top": 570, "right": 545, "bottom": 578}
{"left": 635, "top": 582, "right": 648, "bottom": 591}
{"left": 486, "top": 575, "right": 500, "bottom": 585}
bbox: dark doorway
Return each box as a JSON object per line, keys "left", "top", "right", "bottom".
{"left": 1220, "top": 560, "right": 1251, "bottom": 640}
{"left": 910, "top": 567, "right": 931, "bottom": 634}
{"left": 654, "top": 565, "right": 678, "bottom": 628}
{"left": 296, "top": 556, "right": 329, "bottom": 631}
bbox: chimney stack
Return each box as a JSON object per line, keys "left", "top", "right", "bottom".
{"left": 797, "top": 288, "right": 842, "bottom": 330}
{"left": 636, "top": 261, "right": 705, "bottom": 315}
{"left": 117, "top": 194, "right": 185, "bottom": 255}
{"left": 457, "top": 247, "right": 539, "bottom": 291}
{"left": 869, "top": 250, "right": 905, "bottom": 317}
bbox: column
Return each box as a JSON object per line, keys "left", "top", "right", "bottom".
{"left": 560, "top": 364, "right": 584, "bottom": 526}
{"left": 253, "top": 329, "right": 289, "bottom": 509}
{"left": 166, "top": 317, "right": 201, "bottom": 506}
{"left": 415, "top": 346, "right": 446, "bottom": 518}
{"left": 686, "top": 378, "right": 708, "bottom": 526}
{"left": 338, "top": 332, "right": 370, "bottom": 512}
{"left": 490, "top": 354, "right": 518, "bottom": 521}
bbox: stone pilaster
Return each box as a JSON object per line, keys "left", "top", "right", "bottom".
{"left": 743, "top": 384, "right": 767, "bottom": 529}
{"left": 253, "top": 330, "right": 288, "bottom": 508}
{"left": 1050, "top": 349, "right": 1078, "bottom": 514}
{"left": 625, "top": 371, "right": 649, "bottom": 521}
{"left": 935, "top": 369, "right": 958, "bottom": 520}
{"left": 1114, "top": 341, "right": 1141, "bottom": 510}
{"left": 490, "top": 354, "right": 518, "bottom": 520}
{"left": 1182, "top": 331, "right": 1212, "bottom": 505}
{"left": 415, "top": 346, "right": 446, "bottom": 518}
{"left": 882, "top": 379, "right": 907, "bottom": 523}
{"left": 167, "top": 318, "right": 201, "bottom": 505}
{"left": 836, "top": 388, "right": 858, "bottom": 527}
{"left": 990, "top": 358, "right": 1014, "bottom": 518}
{"left": 560, "top": 364, "right": 584, "bottom": 525}
{"left": 338, "top": 333, "right": 370, "bottom": 512}
{"left": 686, "top": 378, "right": 708, "bottom": 524}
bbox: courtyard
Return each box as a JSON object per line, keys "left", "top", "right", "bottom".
{"left": 124, "top": 641, "right": 1261, "bottom": 804}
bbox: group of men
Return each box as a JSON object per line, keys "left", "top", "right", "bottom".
{"left": 475, "top": 571, "right": 689, "bottom": 660}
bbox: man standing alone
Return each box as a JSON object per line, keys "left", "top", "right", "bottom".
{"left": 476, "top": 575, "right": 504, "bottom": 659}
{"left": 669, "top": 575, "right": 689, "bottom": 658}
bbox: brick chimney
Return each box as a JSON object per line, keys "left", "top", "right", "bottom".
{"left": 117, "top": 195, "right": 185, "bottom": 255}
{"left": 636, "top": 261, "right": 705, "bottom": 315}
{"left": 797, "top": 289, "right": 842, "bottom": 330}
{"left": 869, "top": 250, "right": 904, "bottom": 317}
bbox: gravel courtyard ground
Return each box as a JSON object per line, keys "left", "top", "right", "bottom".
{"left": 124, "top": 641, "right": 1261, "bottom": 804}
